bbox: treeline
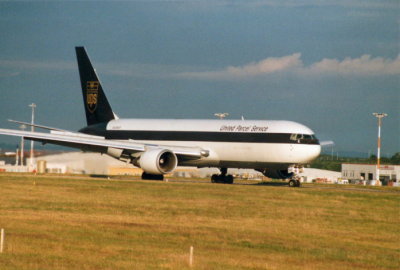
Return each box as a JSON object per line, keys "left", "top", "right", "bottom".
{"left": 310, "top": 152, "right": 400, "bottom": 172}
{"left": 369, "top": 152, "right": 400, "bottom": 165}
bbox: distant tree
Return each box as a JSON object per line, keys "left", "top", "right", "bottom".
{"left": 391, "top": 152, "right": 400, "bottom": 164}
{"left": 381, "top": 157, "right": 390, "bottom": 164}
{"left": 368, "top": 154, "right": 394, "bottom": 164}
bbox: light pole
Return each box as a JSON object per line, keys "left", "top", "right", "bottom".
{"left": 29, "top": 103, "right": 36, "bottom": 169}
{"left": 372, "top": 112, "right": 387, "bottom": 185}
{"left": 19, "top": 124, "right": 26, "bottom": 166}
{"left": 214, "top": 113, "right": 229, "bottom": 120}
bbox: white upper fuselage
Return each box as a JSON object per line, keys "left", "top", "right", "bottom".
{"left": 108, "top": 119, "right": 308, "bottom": 133}
{"left": 104, "top": 119, "right": 321, "bottom": 169}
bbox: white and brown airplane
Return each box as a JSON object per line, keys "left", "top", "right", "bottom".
{"left": 0, "top": 47, "right": 325, "bottom": 187}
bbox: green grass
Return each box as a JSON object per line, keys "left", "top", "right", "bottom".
{"left": 0, "top": 174, "right": 399, "bottom": 269}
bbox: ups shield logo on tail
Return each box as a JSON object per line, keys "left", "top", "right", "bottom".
{"left": 86, "top": 81, "right": 99, "bottom": 113}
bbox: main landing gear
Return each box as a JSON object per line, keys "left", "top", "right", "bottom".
{"left": 141, "top": 172, "right": 164, "bottom": 181}
{"left": 211, "top": 168, "right": 234, "bottom": 184}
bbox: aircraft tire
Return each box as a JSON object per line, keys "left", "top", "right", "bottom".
{"left": 288, "top": 179, "right": 297, "bottom": 187}
{"left": 212, "top": 174, "right": 233, "bottom": 184}
{"left": 225, "top": 175, "right": 234, "bottom": 184}
{"left": 142, "top": 172, "right": 164, "bottom": 181}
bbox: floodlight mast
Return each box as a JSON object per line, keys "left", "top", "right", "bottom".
{"left": 29, "top": 103, "right": 36, "bottom": 169}
{"left": 19, "top": 124, "right": 26, "bottom": 166}
{"left": 372, "top": 112, "right": 387, "bottom": 185}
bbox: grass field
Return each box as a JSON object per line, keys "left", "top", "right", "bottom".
{"left": 0, "top": 174, "right": 399, "bottom": 270}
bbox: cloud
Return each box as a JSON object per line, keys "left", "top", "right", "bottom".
{"left": 307, "top": 55, "right": 400, "bottom": 75}
{"left": 2, "top": 54, "right": 398, "bottom": 81}
{"left": 0, "top": 71, "right": 20, "bottom": 78}
{"left": 97, "top": 62, "right": 189, "bottom": 78}
{"left": 178, "top": 54, "right": 400, "bottom": 80}
{"left": 0, "top": 60, "right": 75, "bottom": 71}
{"left": 178, "top": 53, "right": 302, "bottom": 79}
{"left": 0, "top": 59, "right": 189, "bottom": 79}
{"left": 227, "top": 0, "right": 398, "bottom": 9}
{"left": 225, "top": 53, "right": 302, "bottom": 76}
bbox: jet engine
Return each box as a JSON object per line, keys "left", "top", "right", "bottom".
{"left": 138, "top": 149, "right": 178, "bottom": 175}
{"left": 258, "top": 169, "right": 294, "bottom": 179}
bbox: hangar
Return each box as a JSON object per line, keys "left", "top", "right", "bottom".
{"left": 341, "top": 163, "right": 399, "bottom": 185}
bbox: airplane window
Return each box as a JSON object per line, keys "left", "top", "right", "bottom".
{"left": 290, "top": 134, "right": 319, "bottom": 143}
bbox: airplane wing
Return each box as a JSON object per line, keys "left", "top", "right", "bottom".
{"left": 0, "top": 128, "right": 206, "bottom": 159}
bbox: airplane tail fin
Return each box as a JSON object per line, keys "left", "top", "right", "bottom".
{"left": 75, "top": 46, "right": 115, "bottom": 126}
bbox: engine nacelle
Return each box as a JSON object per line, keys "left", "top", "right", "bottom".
{"left": 107, "top": 147, "right": 123, "bottom": 158}
{"left": 138, "top": 149, "right": 178, "bottom": 175}
{"left": 106, "top": 147, "right": 131, "bottom": 162}
{"left": 259, "top": 169, "right": 294, "bottom": 179}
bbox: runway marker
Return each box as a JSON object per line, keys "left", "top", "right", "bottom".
{"left": 0, "top": 228, "right": 4, "bottom": 253}
{"left": 189, "top": 246, "right": 194, "bottom": 267}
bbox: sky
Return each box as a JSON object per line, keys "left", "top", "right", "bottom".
{"left": 0, "top": 0, "right": 399, "bottom": 157}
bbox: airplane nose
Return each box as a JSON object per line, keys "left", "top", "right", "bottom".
{"left": 307, "top": 144, "right": 321, "bottom": 163}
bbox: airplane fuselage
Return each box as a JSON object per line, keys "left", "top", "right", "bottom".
{"left": 80, "top": 119, "right": 321, "bottom": 170}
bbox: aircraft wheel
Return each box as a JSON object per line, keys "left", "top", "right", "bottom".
{"left": 142, "top": 172, "right": 164, "bottom": 181}
{"left": 288, "top": 179, "right": 297, "bottom": 187}
{"left": 211, "top": 174, "right": 222, "bottom": 183}
{"left": 225, "top": 175, "right": 234, "bottom": 184}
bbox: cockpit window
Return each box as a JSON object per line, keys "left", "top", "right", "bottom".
{"left": 290, "top": 134, "right": 319, "bottom": 144}
{"left": 290, "top": 134, "right": 303, "bottom": 140}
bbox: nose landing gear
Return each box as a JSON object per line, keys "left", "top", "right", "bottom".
{"left": 288, "top": 178, "right": 301, "bottom": 187}
{"left": 288, "top": 166, "right": 302, "bottom": 187}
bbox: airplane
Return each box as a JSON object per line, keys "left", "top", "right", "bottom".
{"left": 0, "top": 47, "right": 323, "bottom": 187}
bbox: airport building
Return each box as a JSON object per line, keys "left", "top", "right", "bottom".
{"left": 0, "top": 160, "right": 29, "bottom": 173}
{"left": 26, "top": 152, "right": 136, "bottom": 175}
{"left": 298, "top": 168, "right": 342, "bottom": 184}
{"left": 341, "top": 163, "right": 400, "bottom": 185}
